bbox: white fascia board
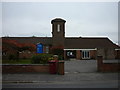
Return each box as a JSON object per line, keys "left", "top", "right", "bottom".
{"left": 64, "top": 48, "right": 97, "bottom": 51}
{"left": 115, "top": 49, "right": 120, "bottom": 50}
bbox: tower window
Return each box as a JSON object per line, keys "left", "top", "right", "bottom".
{"left": 57, "top": 24, "right": 60, "bottom": 32}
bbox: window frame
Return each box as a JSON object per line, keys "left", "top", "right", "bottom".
{"left": 57, "top": 24, "right": 60, "bottom": 32}
{"left": 82, "top": 50, "right": 90, "bottom": 59}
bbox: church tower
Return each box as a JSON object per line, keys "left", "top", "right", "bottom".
{"left": 51, "top": 18, "right": 66, "bottom": 47}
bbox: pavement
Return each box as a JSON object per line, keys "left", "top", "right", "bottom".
{"left": 2, "top": 60, "right": 119, "bottom": 88}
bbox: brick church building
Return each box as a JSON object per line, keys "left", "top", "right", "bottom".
{"left": 2, "top": 18, "right": 120, "bottom": 60}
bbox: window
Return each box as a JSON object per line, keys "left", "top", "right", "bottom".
{"left": 66, "top": 51, "right": 76, "bottom": 58}
{"left": 46, "top": 46, "right": 49, "bottom": 53}
{"left": 82, "top": 50, "right": 90, "bottom": 59}
{"left": 57, "top": 24, "right": 60, "bottom": 32}
{"left": 2, "top": 51, "right": 7, "bottom": 56}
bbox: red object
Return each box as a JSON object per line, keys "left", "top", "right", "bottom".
{"left": 49, "top": 60, "right": 58, "bottom": 74}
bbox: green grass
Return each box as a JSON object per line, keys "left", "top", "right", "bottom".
{"left": 2, "top": 59, "right": 32, "bottom": 64}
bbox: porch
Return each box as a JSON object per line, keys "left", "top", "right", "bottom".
{"left": 64, "top": 49, "right": 97, "bottom": 60}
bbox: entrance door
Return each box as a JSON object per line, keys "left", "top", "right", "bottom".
{"left": 82, "top": 50, "right": 90, "bottom": 59}
{"left": 66, "top": 50, "right": 76, "bottom": 59}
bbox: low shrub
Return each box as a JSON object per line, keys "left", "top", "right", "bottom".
{"left": 8, "top": 54, "right": 18, "bottom": 60}
{"left": 31, "top": 54, "right": 53, "bottom": 64}
{"left": 58, "top": 55, "right": 63, "bottom": 60}
{"left": 51, "top": 48, "right": 64, "bottom": 60}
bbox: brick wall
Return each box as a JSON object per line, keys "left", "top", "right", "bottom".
{"left": 97, "top": 48, "right": 105, "bottom": 59}
{"left": 64, "top": 50, "right": 67, "bottom": 60}
{"left": 90, "top": 50, "right": 96, "bottom": 59}
{"left": 2, "top": 64, "right": 49, "bottom": 73}
{"left": 19, "top": 51, "right": 36, "bottom": 59}
{"left": 115, "top": 50, "right": 120, "bottom": 59}
{"left": 105, "top": 48, "right": 115, "bottom": 59}
{"left": 97, "top": 56, "right": 120, "bottom": 72}
{"left": 76, "top": 50, "right": 81, "bottom": 60}
{"left": 97, "top": 48, "right": 116, "bottom": 59}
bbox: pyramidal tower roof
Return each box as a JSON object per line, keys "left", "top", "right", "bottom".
{"left": 51, "top": 18, "right": 66, "bottom": 23}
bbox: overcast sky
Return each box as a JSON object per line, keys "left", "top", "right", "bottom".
{"left": 1, "top": 2, "right": 118, "bottom": 44}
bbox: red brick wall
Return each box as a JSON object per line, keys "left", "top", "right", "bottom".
{"left": 19, "top": 52, "right": 36, "bottom": 59}
{"left": 79, "top": 51, "right": 82, "bottom": 59}
{"left": 90, "top": 50, "right": 97, "bottom": 59}
{"left": 2, "top": 64, "right": 49, "bottom": 73}
{"left": 115, "top": 50, "right": 120, "bottom": 59}
{"left": 43, "top": 46, "right": 46, "bottom": 53}
{"left": 2, "top": 49, "right": 18, "bottom": 60}
{"left": 100, "top": 63, "right": 119, "bottom": 72}
{"left": 97, "top": 56, "right": 120, "bottom": 72}
{"left": 118, "top": 50, "right": 120, "bottom": 59}
{"left": 76, "top": 50, "right": 81, "bottom": 60}
{"left": 64, "top": 50, "right": 67, "bottom": 60}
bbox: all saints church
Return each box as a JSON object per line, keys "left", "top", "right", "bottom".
{"left": 2, "top": 18, "right": 120, "bottom": 60}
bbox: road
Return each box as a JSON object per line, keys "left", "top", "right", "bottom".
{"left": 3, "top": 80, "right": 118, "bottom": 88}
